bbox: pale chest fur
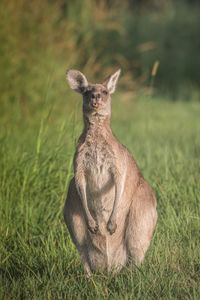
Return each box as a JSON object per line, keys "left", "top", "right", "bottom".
{"left": 75, "top": 134, "right": 115, "bottom": 222}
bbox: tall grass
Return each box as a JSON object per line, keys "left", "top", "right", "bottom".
{"left": 0, "top": 88, "right": 200, "bottom": 298}
{"left": 0, "top": 1, "right": 200, "bottom": 298}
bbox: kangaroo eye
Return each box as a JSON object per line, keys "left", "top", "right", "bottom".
{"left": 103, "top": 90, "right": 108, "bottom": 95}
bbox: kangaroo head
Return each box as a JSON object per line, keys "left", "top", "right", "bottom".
{"left": 66, "top": 69, "right": 121, "bottom": 116}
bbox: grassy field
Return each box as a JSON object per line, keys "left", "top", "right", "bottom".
{"left": 0, "top": 90, "right": 200, "bottom": 299}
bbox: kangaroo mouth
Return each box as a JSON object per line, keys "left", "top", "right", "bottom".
{"left": 83, "top": 103, "right": 102, "bottom": 115}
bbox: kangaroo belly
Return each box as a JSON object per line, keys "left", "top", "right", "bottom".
{"left": 88, "top": 233, "right": 127, "bottom": 272}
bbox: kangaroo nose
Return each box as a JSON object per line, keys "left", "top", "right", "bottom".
{"left": 92, "top": 102, "right": 99, "bottom": 108}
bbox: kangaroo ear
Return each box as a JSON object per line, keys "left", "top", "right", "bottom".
{"left": 102, "top": 69, "right": 121, "bottom": 94}
{"left": 66, "top": 69, "right": 88, "bottom": 94}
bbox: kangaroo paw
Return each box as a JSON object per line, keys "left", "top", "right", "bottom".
{"left": 87, "top": 218, "right": 98, "bottom": 234}
{"left": 107, "top": 218, "right": 117, "bottom": 235}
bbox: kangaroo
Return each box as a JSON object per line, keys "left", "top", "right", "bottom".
{"left": 63, "top": 69, "right": 157, "bottom": 276}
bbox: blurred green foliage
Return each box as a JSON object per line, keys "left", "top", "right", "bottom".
{"left": 0, "top": 0, "right": 200, "bottom": 110}
{"left": 0, "top": 2, "right": 200, "bottom": 297}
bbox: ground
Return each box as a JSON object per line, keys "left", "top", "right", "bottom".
{"left": 0, "top": 93, "right": 200, "bottom": 299}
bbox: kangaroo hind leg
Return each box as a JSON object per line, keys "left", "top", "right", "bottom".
{"left": 125, "top": 179, "right": 157, "bottom": 266}
{"left": 63, "top": 178, "right": 91, "bottom": 276}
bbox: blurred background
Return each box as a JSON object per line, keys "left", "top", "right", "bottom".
{"left": 1, "top": 3, "right": 200, "bottom": 298}
{"left": 1, "top": 0, "right": 200, "bottom": 120}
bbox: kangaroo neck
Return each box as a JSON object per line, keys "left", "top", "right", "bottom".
{"left": 83, "top": 113, "right": 111, "bottom": 136}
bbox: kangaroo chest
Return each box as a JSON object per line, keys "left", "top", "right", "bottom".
{"left": 77, "top": 135, "right": 115, "bottom": 220}
{"left": 83, "top": 138, "right": 113, "bottom": 190}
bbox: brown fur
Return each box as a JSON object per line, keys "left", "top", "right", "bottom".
{"left": 63, "top": 69, "right": 157, "bottom": 275}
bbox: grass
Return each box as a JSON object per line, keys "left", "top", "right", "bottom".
{"left": 0, "top": 90, "right": 200, "bottom": 299}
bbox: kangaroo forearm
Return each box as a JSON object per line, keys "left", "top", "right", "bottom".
{"left": 109, "top": 164, "right": 125, "bottom": 218}
{"left": 110, "top": 183, "right": 122, "bottom": 220}
{"left": 77, "top": 184, "right": 94, "bottom": 221}
{"left": 78, "top": 184, "right": 98, "bottom": 233}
